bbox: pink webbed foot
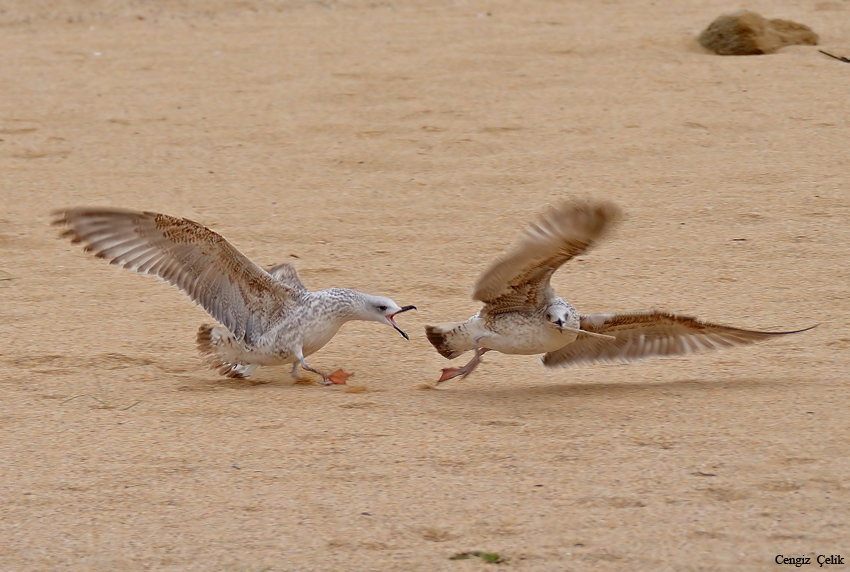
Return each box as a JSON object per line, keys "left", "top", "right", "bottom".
{"left": 326, "top": 369, "right": 353, "bottom": 385}
{"left": 437, "top": 367, "right": 466, "bottom": 383}
{"left": 436, "top": 348, "right": 489, "bottom": 384}
{"left": 299, "top": 358, "right": 352, "bottom": 386}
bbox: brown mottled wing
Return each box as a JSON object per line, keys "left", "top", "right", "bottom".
{"left": 266, "top": 263, "right": 308, "bottom": 295}
{"left": 472, "top": 201, "right": 621, "bottom": 314}
{"left": 542, "top": 311, "right": 815, "bottom": 367}
{"left": 53, "top": 207, "right": 303, "bottom": 347}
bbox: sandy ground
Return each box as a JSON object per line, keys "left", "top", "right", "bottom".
{"left": 1, "top": 1, "right": 849, "bottom": 570}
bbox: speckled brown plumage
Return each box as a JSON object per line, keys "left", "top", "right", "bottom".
{"left": 53, "top": 207, "right": 415, "bottom": 382}
{"left": 542, "top": 311, "right": 815, "bottom": 367}
{"left": 473, "top": 200, "right": 620, "bottom": 316}
{"left": 426, "top": 200, "right": 814, "bottom": 383}
{"left": 54, "top": 207, "right": 298, "bottom": 347}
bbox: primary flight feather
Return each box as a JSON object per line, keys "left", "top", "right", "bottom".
{"left": 426, "top": 200, "right": 812, "bottom": 383}
{"left": 54, "top": 208, "right": 415, "bottom": 384}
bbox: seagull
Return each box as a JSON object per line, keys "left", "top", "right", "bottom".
{"left": 425, "top": 200, "right": 813, "bottom": 383}
{"left": 53, "top": 207, "right": 416, "bottom": 384}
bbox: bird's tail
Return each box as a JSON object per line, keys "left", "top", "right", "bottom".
{"left": 196, "top": 324, "right": 259, "bottom": 379}
{"left": 425, "top": 322, "right": 474, "bottom": 360}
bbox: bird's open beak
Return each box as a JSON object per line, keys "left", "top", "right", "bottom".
{"left": 387, "top": 305, "right": 416, "bottom": 340}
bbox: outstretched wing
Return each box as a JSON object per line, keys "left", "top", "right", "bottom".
{"left": 473, "top": 201, "right": 621, "bottom": 314}
{"left": 542, "top": 311, "right": 815, "bottom": 367}
{"left": 53, "top": 207, "right": 303, "bottom": 347}
{"left": 266, "top": 263, "right": 308, "bottom": 295}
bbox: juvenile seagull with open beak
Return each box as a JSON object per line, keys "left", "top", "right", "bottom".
{"left": 426, "top": 200, "right": 813, "bottom": 384}
{"left": 53, "top": 207, "right": 416, "bottom": 385}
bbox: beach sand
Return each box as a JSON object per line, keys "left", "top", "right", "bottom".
{"left": 1, "top": 1, "right": 848, "bottom": 569}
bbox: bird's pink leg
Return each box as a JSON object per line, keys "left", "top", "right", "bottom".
{"left": 300, "top": 362, "right": 352, "bottom": 385}
{"left": 437, "top": 347, "right": 490, "bottom": 384}
{"left": 298, "top": 353, "right": 350, "bottom": 386}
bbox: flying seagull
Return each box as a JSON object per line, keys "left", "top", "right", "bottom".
{"left": 425, "top": 200, "right": 813, "bottom": 383}
{"left": 53, "top": 207, "right": 415, "bottom": 384}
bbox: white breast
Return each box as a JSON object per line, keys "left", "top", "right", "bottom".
{"left": 480, "top": 313, "right": 579, "bottom": 356}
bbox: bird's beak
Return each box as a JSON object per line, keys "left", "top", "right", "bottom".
{"left": 387, "top": 305, "right": 416, "bottom": 340}
{"left": 556, "top": 318, "right": 564, "bottom": 330}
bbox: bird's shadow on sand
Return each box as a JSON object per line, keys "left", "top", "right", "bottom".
{"left": 428, "top": 376, "right": 796, "bottom": 401}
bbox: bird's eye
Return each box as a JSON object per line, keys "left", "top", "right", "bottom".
{"left": 378, "top": 305, "right": 388, "bottom": 311}
{"left": 546, "top": 313, "right": 551, "bottom": 320}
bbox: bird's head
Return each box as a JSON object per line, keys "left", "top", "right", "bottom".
{"left": 361, "top": 295, "right": 417, "bottom": 339}
{"left": 545, "top": 298, "right": 579, "bottom": 331}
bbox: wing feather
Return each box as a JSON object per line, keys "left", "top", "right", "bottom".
{"left": 473, "top": 201, "right": 621, "bottom": 314}
{"left": 53, "top": 207, "right": 303, "bottom": 346}
{"left": 542, "top": 311, "right": 815, "bottom": 367}
{"left": 265, "top": 263, "right": 308, "bottom": 295}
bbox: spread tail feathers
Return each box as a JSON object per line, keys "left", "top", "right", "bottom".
{"left": 196, "top": 324, "right": 259, "bottom": 379}
{"left": 425, "top": 323, "right": 472, "bottom": 360}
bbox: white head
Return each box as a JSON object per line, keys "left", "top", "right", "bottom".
{"left": 358, "top": 294, "right": 417, "bottom": 339}
{"left": 545, "top": 298, "right": 579, "bottom": 331}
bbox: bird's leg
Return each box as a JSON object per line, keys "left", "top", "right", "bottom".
{"left": 298, "top": 355, "right": 351, "bottom": 386}
{"left": 437, "top": 340, "right": 490, "bottom": 384}
{"left": 290, "top": 362, "right": 300, "bottom": 379}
